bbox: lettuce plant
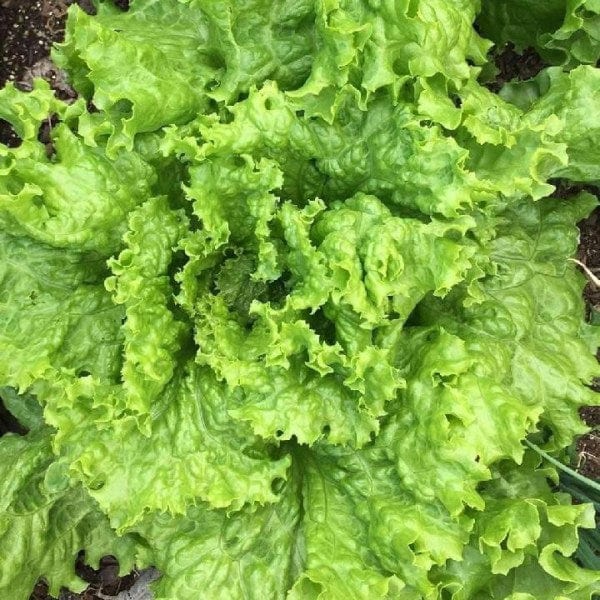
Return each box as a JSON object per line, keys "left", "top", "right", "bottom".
{"left": 0, "top": 1, "right": 599, "bottom": 598}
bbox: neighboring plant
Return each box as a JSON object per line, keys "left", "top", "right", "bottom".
{"left": 0, "top": 1, "right": 599, "bottom": 598}
{"left": 526, "top": 440, "right": 600, "bottom": 572}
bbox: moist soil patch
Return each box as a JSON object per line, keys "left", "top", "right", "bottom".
{"left": 577, "top": 204, "right": 600, "bottom": 480}
{"left": 579, "top": 206, "right": 600, "bottom": 317}
{"left": 29, "top": 554, "right": 138, "bottom": 600}
{"left": 486, "top": 43, "right": 547, "bottom": 93}
{"left": 0, "top": 0, "right": 92, "bottom": 146}
{"left": 0, "top": 5, "right": 598, "bottom": 599}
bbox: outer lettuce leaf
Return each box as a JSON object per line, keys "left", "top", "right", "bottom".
{"left": 46, "top": 365, "right": 290, "bottom": 532}
{"left": 527, "top": 66, "right": 600, "bottom": 182}
{"left": 456, "top": 81, "right": 567, "bottom": 200}
{"left": 134, "top": 442, "right": 472, "bottom": 600}
{"left": 288, "top": 444, "right": 470, "bottom": 599}
{"left": 0, "top": 431, "right": 138, "bottom": 598}
{"left": 477, "top": 0, "right": 565, "bottom": 56}
{"left": 500, "top": 65, "right": 600, "bottom": 186}
{"left": 284, "top": 0, "right": 490, "bottom": 121}
{"left": 0, "top": 124, "right": 154, "bottom": 254}
{"left": 478, "top": 0, "right": 600, "bottom": 67}
{"left": 546, "top": 0, "right": 600, "bottom": 66}
{"left": 385, "top": 327, "right": 540, "bottom": 516}
{"left": 418, "top": 195, "right": 600, "bottom": 450}
{"left": 0, "top": 232, "right": 123, "bottom": 391}
{"left": 135, "top": 466, "right": 302, "bottom": 600}
{"left": 435, "top": 453, "right": 600, "bottom": 599}
{"left": 54, "top": 2, "right": 211, "bottom": 154}
{"left": 0, "top": 85, "right": 154, "bottom": 255}
{"left": 0, "top": 80, "right": 69, "bottom": 146}
{"left": 56, "top": 0, "right": 491, "bottom": 151}
{"left": 175, "top": 0, "right": 316, "bottom": 102}
{"left": 54, "top": 0, "right": 315, "bottom": 153}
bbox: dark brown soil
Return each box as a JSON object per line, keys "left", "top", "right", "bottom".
{"left": 576, "top": 436, "right": 600, "bottom": 479}
{"left": 578, "top": 207, "right": 600, "bottom": 317}
{"left": 486, "top": 43, "right": 547, "bottom": 93}
{"left": 0, "top": 0, "right": 93, "bottom": 146}
{"left": 0, "top": 0, "right": 72, "bottom": 87}
{"left": 30, "top": 554, "right": 137, "bottom": 600}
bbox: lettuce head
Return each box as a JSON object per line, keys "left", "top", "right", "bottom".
{"left": 0, "top": 1, "right": 599, "bottom": 599}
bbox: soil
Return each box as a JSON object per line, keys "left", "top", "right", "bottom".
{"left": 578, "top": 207, "right": 600, "bottom": 317}
{"left": 0, "top": 5, "right": 598, "bottom": 598}
{"left": 29, "top": 554, "right": 137, "bottom": 600}
{"left": 577, "top": 205, "right": 600, "bottom": 480}
{"left": 486, "top": 43, "right": 547, "bottom": 93}
{"left": 577, "top": 406, "right": 600, "bottom": 480}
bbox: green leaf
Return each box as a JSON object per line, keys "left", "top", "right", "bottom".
{"left": 0, "top": 232, "right": 123, "bottom": 391}
{"left": 0, "top": 105, "right": 155, "bottom": 255}
{"left": 0, "top": 80, "right": 71, "bottom": 144}
{"left": 0, "top": 387, "right": 43, "bottom": 432}
{"left": 418, "top": 195, "right": 600, "bottom": 450}
{"left": 53, "top": 366, "right": 291, "bottom": 532}
{"left": 0, "top": 431, "right": 138, "bottom": 599}
{"left": 435, "top": 452, "right": 600, "bottom": 599}
{"left": 289, "top": 444, "right": 470, "bottom": 599}
{"left": 54, "top": 0, "right": 315, "bottom": 154}
{"left": 386, "top": 327, "right": 540, "bottom": 516}
{"left": 478, "top": 0, "right": 600, "bottom": 67}
{"left": 477, "top": 0, "right": 566, "bottom": 55}
{"left": 135, "top": 464, "right": 302, "bottom": 600}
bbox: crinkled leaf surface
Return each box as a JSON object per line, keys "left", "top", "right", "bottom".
{"left": 0, "top": 1, "right": 599, "bottom": 599}
{"left": 0, "top": 431, "right": 139, "bottom": 598}
{"left": 478, "top": 0, "right": 600, "bottom": 67}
